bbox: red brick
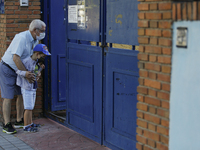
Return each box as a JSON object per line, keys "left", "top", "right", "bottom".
{"left": 137, "top": 102, "right": 148, "bottom": 111}
{"left": 138, "top": 37, "right": 149, "bottom": 44}
{"left": 187, "top": 2, "right": 192, "bottom": 20}
{"left": 150, "top": 21, "right": 157, "bottom": 28}
{"left": 5, "top": 6, "right": 19, "bottom": 10}
{"left": 6, "top": 15, "right": 19, "bottom": 19}
{"left": 162, "top": 47, "right": 171, "bottom": 55}
{"left": 138, "top": 12, "right": 145, "bottom": 19}
{"left": 162, "top": 65, "right": 171, "bottom": 73}
{"left": 163, "top": 12, "right": 172, "bottom": 19}
{"left": 139, "top": 78, "right": 144, "bottom": 85}
{"left": 150, "top": 3, "right": 157, "bottom": 10}
{"left": 145, "top": 63, "right": 161, "bottom": 72}
{"left": 144, "top": 145, "right": 154, "bottom": 150}
{"left": 160, "top": 135, "right": 169, "bottom": 145}
{"left": 156, "top": 142, "right": 168, "bottom": 150}
{"left": 28, "top": 6, "right": 41, "bottom": 10}
{"left": 138, "top": 20, "right": 149, "bottom": 27}
{"left": 157, "top": 73, "right": 171, "bottom": 82}
{"left": 159, "top": 3, "right": 171, "bottom": 10}
{"left": 139, "top": 70, "right": 148, "bottom": 77}
{"left": 144, "top": 78, "right": 160, "bottom": 90}
{"left": 162, "top": 30, "right": 171, "bottom": 37}
{"left": 172, "top": 3, "right": 176, "bottom": 20}
{"left": 137, "top": 86, "right": 148, "bottom": 95}
{"left": 143, "top": 130, "right": 160, "bottom": 141}
{"left": 138, "top": 53, "right": 148, "bottom": 61}
{"left": 137, "top": 127, "right": 143, "bottom": 135}
{"left": 158, "top": 21, "right": 171, "bottom": 29}
{"left": 137, "top": 111, "right": 144, "bottom": 119}
{"left": 145, "top": 46, "right": 162, "bottom": 54}
{"left": 5, "top": 2, "right": 14, "bottom": 5}
{"left": 5, "top": 10, "right": 14, "bottom": 14}
{"left": 147, "top": 139, "right": 156, "bottom": 148}
{"left": 150, "top": 38, "right": 158, "bottom": 45}
{"left": 162, "top": 83, "right": 170, "bottom": 91}
{"left": 157, "top": 91, "right": 170, "bottom": 100}
{"left": 148, "top": 72, "right": 157, "bottom": 80}
{"left": 158, "top": 38, "right": 172, "bottom": 47}
{"left": 145, "top": 96, "right": 161, "bottom": 107}
{"left": 149, "top": 106, "right": 156, "bottom": 114}
{"left": 139, "top": 45, "right": 145, "bottom": 52}
{"left": 157, "top": 126, "right": 169, "bottom": 136}
{"left": 148, "top": 89, "right": 157, "bottom": 97}
{"left": 138, "top": 29, "right": 145, "bottom": 35}
{"left": 149, "top": 55, "right": 157, "bottom": 62}
{"left": 137, "top": 94, "right": 144, "bottom": 102}
{"left": 15, "top": 10, "right": 32, "bottom": 14}
{"left": 158, "top": 56, "right": 171, "bottom": 64}
{"left": 32, "top": 2, "right": 41, "bottom": 5}
{"left": 146, "top": 13, "right": 162, "bottom": 20}
{"left": 157, "top": 108, "right": 169, "bottom": 118}
{"left": 137, "top": 119, "right": 148, "bottom": 128}
{"left": 182, "top": 3, "right": 187, "bottom": 20}
{"left": 193, "top": 1, "right": 197, "bottom": 20}
{"left": 138, "top": 3, "right": 149, "bottom": 11}
{"left": 136, "top": 143, "right": 143, "bottom": 150}
{"left": 146, "top": 29, "right": 162, "bottom": 36}
{"left": 136, "top": 135, "right": 147, "bottom": 144}
{"left": 177, "top": 3, "right": 181, "bottom": 20}
{"left": 161, "top": 119, "right": 169, "bottom": 127}
{"left": 162, "top": 101, "right": 169, "bottom": 109}
{"left": 198, "top": 2, "right": 200, "bottom": 20}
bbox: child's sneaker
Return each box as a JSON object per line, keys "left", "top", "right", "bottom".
{"left": 2, "top": 122, "right": 17, "bottom": 134}
{"left": 14, "top": 118, "right": 24, "bottom": 128}
{"left": 31, "top": 123, "right": 41, "bottom": 128}
{"left": 24, "top": 126, "right": 38, "bottom": 132}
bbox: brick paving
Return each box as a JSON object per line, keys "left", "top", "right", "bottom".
{"left": 0, "top": 118, "right": 111, "bottom": 150}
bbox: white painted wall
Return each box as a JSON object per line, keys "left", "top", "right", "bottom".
{"left": 169, "top": 21, "right": 200, "bottom": 150}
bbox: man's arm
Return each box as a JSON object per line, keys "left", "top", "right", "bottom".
{"left": 13, "top": 54, "right": 35, "bottom": 83}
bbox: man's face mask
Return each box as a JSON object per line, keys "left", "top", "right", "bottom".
{"left": 36, "top": 32, "right": 45, "bottom": 41}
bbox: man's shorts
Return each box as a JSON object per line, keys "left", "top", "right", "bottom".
{"left": 0, "top": 61, "right": 21, "bottom": 99}
{"left": 21, "top": 88, "right": 36, "bottom": 110}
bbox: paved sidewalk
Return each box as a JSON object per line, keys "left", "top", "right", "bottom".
{"left": 0, "top": 126, "right": 33, "bottom": 150}
{"left": 0, "top": 118, "right": 111, "bottom": 150}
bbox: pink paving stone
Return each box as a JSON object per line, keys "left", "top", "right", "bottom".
{"left": 15, "top": 118, "right": 111, "bottom": 150}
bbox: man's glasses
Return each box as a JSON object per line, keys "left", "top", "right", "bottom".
{"left": 36, "top": 28, "right": 45, "bottom": 33}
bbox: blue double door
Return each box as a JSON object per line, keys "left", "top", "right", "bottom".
{"left": 48, "top": 0, "right": 139, "bottom": 149}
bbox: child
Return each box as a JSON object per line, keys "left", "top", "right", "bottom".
{"left": 16, "top": 44, "right": 51, "bottom": 132}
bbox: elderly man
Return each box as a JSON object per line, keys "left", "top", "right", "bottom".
{"left": 0, "top": 19, "right": 46, "bottom": 134}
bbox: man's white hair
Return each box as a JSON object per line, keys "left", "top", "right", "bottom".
{"left": 29, "top": 19, "right": 46, "bottom": 31}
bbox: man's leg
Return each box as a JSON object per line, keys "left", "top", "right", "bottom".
{"left": 3, "top": 98, "right": 12, "bottom": 125}
{"left": 16, "top": 95, "right": 24, "bottom": 122}
{"left": 24, "top": 110, "right": 32, "bottom": 126}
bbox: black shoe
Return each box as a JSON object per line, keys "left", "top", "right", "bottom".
{"left": 2, "top": 122, "right": 17, "bottom": 134}
{"left": 14, "top": 118, "right": 24, "bottom": 128}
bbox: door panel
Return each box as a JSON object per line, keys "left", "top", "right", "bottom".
{"left": 68, "top": 0, "right": 100, "bottom": 41}
{"left": 50, "top": 0, "right": 67, "bottom": 111}
{"left": 104, "top": 48, "right": 138, "bottom": 150}
{"left": 66, "top": 43, "right": 102, "bottom": 143}
{"left": 106, "top": 0, "right": 139, "bottom": 45}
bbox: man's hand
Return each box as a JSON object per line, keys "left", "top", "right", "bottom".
{"left": 25, "top": 71, "right": 35, "bottom": 83}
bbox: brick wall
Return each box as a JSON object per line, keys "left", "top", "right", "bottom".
{"left": 0, "top": 14, "right": 6, "bottom": 121}
{"left": 172, "top": 1, "right": 200, "bottom": 21}
{"left": 137, "top": 1, "right": 172, "bottom": 150}
{"left": 0, "top": 0, "right": 43, "bottom": 123}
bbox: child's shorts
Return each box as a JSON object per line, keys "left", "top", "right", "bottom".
{"left": 21, "top": 88, "right": 36, "bottom": 110}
